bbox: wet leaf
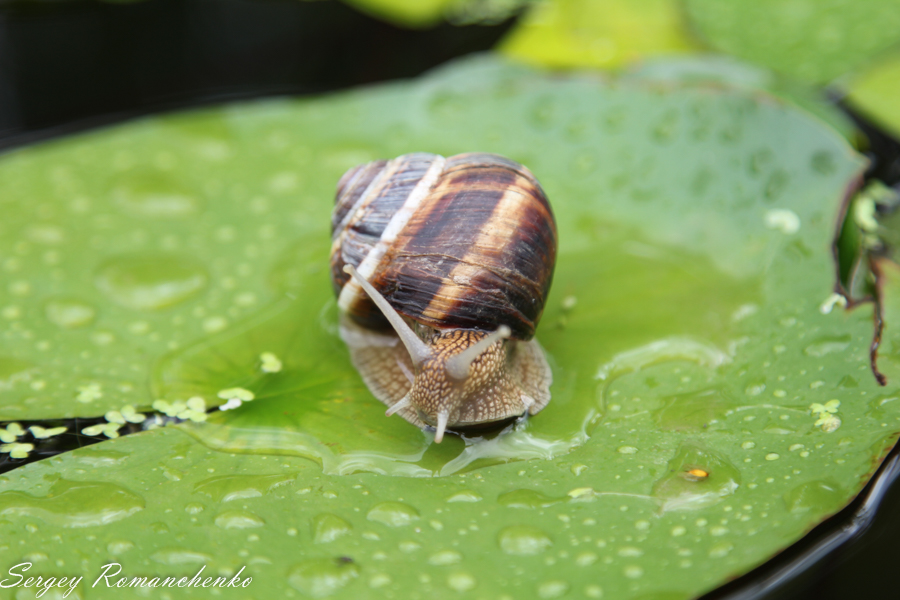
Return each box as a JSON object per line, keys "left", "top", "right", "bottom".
{"left": 845, "top": 50, "right": 900, "bottom": 139}
{"left": 1, "top": 56, "right": 896, "bottom": 600}
{"left": 340, "top": 0, "right": 456, "bottom": 27}
{"left": 684, "top": 0, "right": 900, "bottom": 83}
{"left": 339, "top": 0, "right": 528, "bottom": 27}
{"left": 499, "top": 0, "right": 698, "bottom": 69}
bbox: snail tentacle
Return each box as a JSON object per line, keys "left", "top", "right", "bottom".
{"left": 343, "top": 264, "right": 432, "bottom": 366}
{"left": 385, "top": 394, "right": 411, "bottom": 417}
{"left": 434, "top": 411, "right": 450, "bottom": 444}
{"left": 445, "top": 325, "right": 511, "bottom": 381}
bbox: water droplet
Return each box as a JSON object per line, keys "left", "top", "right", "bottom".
{"left": 193, "top": 473, "right": 296, "bottom": 502}
{"left": 498, "top": 489, "right": 566, "bottom": 509}
{"left": 595, "top": 338, "right": 729, "bottom": 381}
{"left": 0, "top": 479, "right": 143, "bottom": 527}
{"left": 529, "top": 96, "right": 557, "bottom": 130}
{"left": 784, "top": 480, "right": 844, "bottom": 513}
{"left": 215, "top": 510, "right": 265, "bottom": 529}
{"left": 160, "top": 465, "right": 184, "bottom": 482}
{"left": 652, "top": 444, "right": 741, "bottom": 512}
{"left": 764, "top": 169, "right": 790, "bottom": 201}
{"left": 368, "top": 573, "right": 392, "bottom": 589}
{"left": 75, "top": 447, "right": 129, "bottom": 467}
{"left": 867, "top": 394, "right": 899, "bottom": 420}
{"left": 810, "top": 150, "right": 836, "bottom": 175}
{"left": 107, "top": 540, "right": 134, "bottom": 555}
{"left": 623, "top": 565, "right": 644, "bottom": 579}
{"left": 95, "top": 254, "right": 208, "bottom": 311}
{"left": 498, "top": 525, "right": 553, "bottom": 555}
{"left": 804, "top": 335, "right": 851, "bottom": 357}
{"left": 27, "top": 224, "right": 65, "bottom": 245}
{"left": 446, "top": 491, "right": 482, "bottom": 502}
{"left": 184, "top": 503, "right": 205, "bottom": 515}
{"left": 428, "top": 91, "right": 469, "bottom": 120}
{"left": 428, "top": 550, "right": 463, "bottom": 566}
{"left": 446, "top": 572, "right": 476, "bottom": 593}
{"left": 837, "top": 375, "right": 858, "bottom": 389}
{"left": 366, "top": 502, "right": 420, "bottom": 527}
{"left": 651, "top": 109, "right": 679, "bottom": 143}
{"left": 288, "top": 558, "right": 360, "bottom": 597}
{"left": 690, "top": 166, "right": 715, "bottom": 196}
{"left": 603, "top": 106, "right": 626, "bottom": 133}
{"left": 312, "top": 513, "right": 352, "bottom": 544}
{"left": 538, "top": 580, "right": 570, "bottom": 598}
{"left": 655, "top": 388, "right": 729, "bottom": 431}
{"left": 112, "top": 170, "right": 203, "bottom": 218}
{"left": 617, "top": 446, "right": 639, "bottom": 454}
{"left": 0, "top": 356, "right": 35, "bottom": 388}
{"left": 150, "top": 548, "right": 213, "bottom": 565}
{"left": 44, "top": 297, "right": 96, "bottom": 329}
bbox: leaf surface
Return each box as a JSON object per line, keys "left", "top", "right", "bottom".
{"left": 1, "top": 57, "right": 895, "bottom": 600}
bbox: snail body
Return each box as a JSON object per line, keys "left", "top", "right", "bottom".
{"left": 330, "top": 152, "right": 557, "bottom": 442}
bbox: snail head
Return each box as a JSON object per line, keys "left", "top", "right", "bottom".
{"left": 343, "top": 264, "right": 520, "bottom": 442}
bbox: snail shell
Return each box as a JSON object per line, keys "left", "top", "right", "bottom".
{"left": 330, "top": 152, "right": 557, "bottom": 442}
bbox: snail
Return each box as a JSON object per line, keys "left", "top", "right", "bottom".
{"left": 330, "top": 152, "right": 557, "bottom": 442}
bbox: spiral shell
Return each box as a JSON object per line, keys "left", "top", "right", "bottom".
{"left": 330, "top": 152, "right": 557, "bottom": 339}
{"left": 329, "top": 152, "right": 557, "bottom": 441}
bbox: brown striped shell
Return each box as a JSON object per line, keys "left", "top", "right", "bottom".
{"left": 330, "top": 152, "right": 557, "bottom": 442}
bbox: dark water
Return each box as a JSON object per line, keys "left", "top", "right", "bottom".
{"left": 2, "top": 1, "right": 900, "bottom": 598}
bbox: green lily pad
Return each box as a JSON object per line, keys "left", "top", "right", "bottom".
{"left": 1, "top": 55, "right": 896, "bottom": 599}
{"left": 500, "top": 0, "right": 698, "bottom": 69}
{"left": 339, "top": 0, "right": 528, "bottom": 28}
{"left": 623, "top": 57, "right": 858, "bottom": 143}
{"left": 845, "top": 50, "right": 900, "bottom": 138}
{"left": 340, "top": 0, "right": 456, "bottom": 27}
{"left": 683, "top": 0, "right": 900, "bottom": 84}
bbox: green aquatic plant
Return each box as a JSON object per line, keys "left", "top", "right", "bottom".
{"left": 0, "top": 55, "right": 898, "bottom": 599}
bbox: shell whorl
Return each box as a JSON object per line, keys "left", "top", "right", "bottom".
{"left": 330, "top": 152, "right": 557, "bottom": 340}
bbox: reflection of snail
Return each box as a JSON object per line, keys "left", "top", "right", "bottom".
{"left": 330, "top": 152, "right": 557, "bottom": 442}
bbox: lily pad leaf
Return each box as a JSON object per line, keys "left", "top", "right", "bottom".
{"left": 845, "top": 50, "right": 900, "bottom": 139}
{"left": 1, "top": 55, "right": 897, "bottom": 600}
{"left": 683, "top": 0, "right": 900, "bottom": 84}
{"left": 500, "top": 0, "right": 698, "bottom": 69}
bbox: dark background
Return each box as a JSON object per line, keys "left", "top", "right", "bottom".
{"left": 0, "top": 1, "right": 898, "bottom": 598}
